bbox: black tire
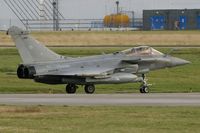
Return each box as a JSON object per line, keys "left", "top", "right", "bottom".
{"left": 66, "top": 84, "right": 76, "bottom": 94}
{"left": 85, "top": 84, "right": 95, "bottom": 94}
{"left": 140, "top": 87, "right": 144, "bottom": 93}
{"left": 143, "top": 86, "right": 149, "bottom": 93}
{"left": 140, "top": 86, "right": 149, "bottom": 93}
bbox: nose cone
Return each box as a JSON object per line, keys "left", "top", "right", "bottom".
{"left": 170, "top": 57, "right": 190, "bottom": 67}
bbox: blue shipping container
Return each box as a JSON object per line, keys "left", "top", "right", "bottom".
{"left": 150, "top": 16, "right": 165, "bottom": 30}
{"left": 197, "top": 16, "right": 200, "bottom": 29}
{"left": 179, "top": 16, "right": 187, "bottom": 30}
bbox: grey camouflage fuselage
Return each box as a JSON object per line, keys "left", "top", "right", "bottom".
{"left": 8, "top": 26, "right": 190, "bottom": 93}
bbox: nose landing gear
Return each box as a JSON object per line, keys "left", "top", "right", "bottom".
{"left": 139, "top": 74, "right": 150, "bottom": 93}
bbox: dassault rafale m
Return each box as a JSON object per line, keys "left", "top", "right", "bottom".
{"left": 8, "top": 26, "right": 190, "bottom": 94}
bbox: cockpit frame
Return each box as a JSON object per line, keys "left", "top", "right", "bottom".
{"left": 121, "top": 46, "right": 164, "bottom": 56}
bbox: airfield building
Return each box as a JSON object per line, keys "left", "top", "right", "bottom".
{"left": 143, "top": 9, "right": 200, "bottom": 30}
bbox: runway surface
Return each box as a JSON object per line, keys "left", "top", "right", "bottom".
{"left": 0, "top": 93, "right": 200, "bottom": 106}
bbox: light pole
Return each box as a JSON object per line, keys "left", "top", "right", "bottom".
{"left": 53, "top": 0, "right": 59, "bottom": 31}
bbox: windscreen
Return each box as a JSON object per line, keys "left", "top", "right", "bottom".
{"left": 122, "top": 46, "right": 163, "bottom": 56}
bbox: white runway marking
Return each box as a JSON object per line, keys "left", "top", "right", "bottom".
{"left": 0, "top": 93, "right": 199, "bottom": 106}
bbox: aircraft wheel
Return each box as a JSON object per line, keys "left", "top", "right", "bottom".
{"left": 85, "top": 84, "right": 95, "bottom": 94}
{"left": 140, "top": 86, "right": 149, "bottom": 93}
{"left": 66, "top": 84, "right": 77, "bottom": 94}
{"left": 140, "top": 87, "right": 144, "bottom": 93}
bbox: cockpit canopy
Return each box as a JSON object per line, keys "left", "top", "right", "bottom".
{"left": 121, "top": 46, "right": 164, "bottom": 56}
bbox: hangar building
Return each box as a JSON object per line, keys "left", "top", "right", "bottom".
{"left": 143, "top": 9, "right": 200, "bottom": 30}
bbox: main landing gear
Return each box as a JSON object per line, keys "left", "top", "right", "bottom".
{"left": 139, "top": 74, "right": 149, "bottom": 93}
{"left": 85, "top": 84, "right": 95, "bottom": 94}
{"left": 65, "top": 84, "right": 95, "bottom": 94}
{"left": 66, "top": 84, "right": 78, "bottom": 94}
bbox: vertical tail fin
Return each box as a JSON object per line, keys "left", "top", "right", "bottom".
{"left": 8, "top": 26, "right": 62, "bottom": 64}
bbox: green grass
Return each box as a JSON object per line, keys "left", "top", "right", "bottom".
{"left": 0, "top": 47, "right": 199, "bottom": 93}
{"left": 0, "top": 105, "right": 199, "bottom": 133}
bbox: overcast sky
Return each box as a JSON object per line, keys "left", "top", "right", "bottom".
{"left": 0, "top": 0, "right": 200, "bottom": 28}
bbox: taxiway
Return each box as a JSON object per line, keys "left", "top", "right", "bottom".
{"left": 0, "top": 93, "right": 199, "bottom": 106}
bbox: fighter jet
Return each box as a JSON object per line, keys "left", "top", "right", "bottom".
{"left": 8, "top": 26, "right": 190, "bottom": 94}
